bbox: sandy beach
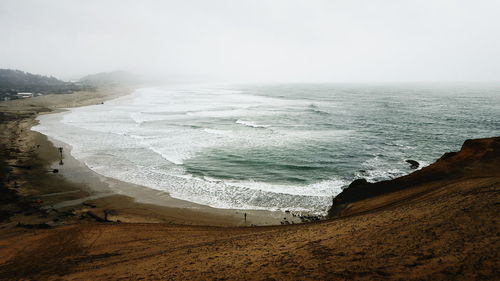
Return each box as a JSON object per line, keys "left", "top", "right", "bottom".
{"left": 0, "top": 87, "right": 301, "bottom": 227}
{"left": 2, "top": 1, "right": 499, "bottom": 279}
{"left": 0, "top": 88, "right": 498, "bottom": 280}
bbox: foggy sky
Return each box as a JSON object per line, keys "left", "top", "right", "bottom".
{"left": 1, "top": 0, "right": 499, "bottom": 83}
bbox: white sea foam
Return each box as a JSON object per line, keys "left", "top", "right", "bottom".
{"left": 32, "top": 86, "right": 348, "bottom": 214}
{"left": 235, "top": 119, "right": 270, "bottom": 128}
{"left": 203, "top": 128, "right": 230, "bottom": 135}
{"left": 228, "top": 178, "right": 348, "bottom": 197}
{"left": 32, "top": 84, "right": 468, "bottom": 215}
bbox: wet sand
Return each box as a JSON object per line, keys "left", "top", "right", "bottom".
{"left": 44, "top": 136, "right": 297, "bottom": 226}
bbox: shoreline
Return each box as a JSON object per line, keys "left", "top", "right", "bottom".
{"left": 1, "top": 89, "right": 498, "bottom": 279}
{"left": 44, "top": 135, "right": 297, "bottom": 226}
{"left": 0, "top": 87, "right": 299, "bottom": 227}
{"left": 0, "top": 136, "right": 497, "bottom": 280}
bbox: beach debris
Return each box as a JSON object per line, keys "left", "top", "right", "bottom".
{"left": 30, "top": 199, "right": 43, "bottom": 204}
{"left": 85, "top": 211, "right": 107, "bottom": 222}
{"left": 83, "top": 202, "right": 97, "bottom": 208}
{"left": 104, "top": 209, "right": 117, "bottom": 221}
{"left": 104, "top": 209, "right": 109, "bottom": 221}
{"left": 8, "top": 164, "right": 32, "bottom": 170}
{"left": 16, "top": 222, "right": 51, "bottom": 229}
{"left": 297, "top": 215, "right": 323, "bottom": 223}
{"left": 61, "top": 210, "right": 76, "bottom": 217}
{"left": 405, "top": 160, "right": 420, "bottom": 169}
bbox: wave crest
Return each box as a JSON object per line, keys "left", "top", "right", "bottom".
{"left": 235, "top": 119, "right": 270, "bottom": 128}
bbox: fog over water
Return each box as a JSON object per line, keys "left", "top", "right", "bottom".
{"left": 1, "top": 0, "right": 500, "bottom": 82}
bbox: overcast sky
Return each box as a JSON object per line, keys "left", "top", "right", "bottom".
{"left": 1, "top": 0, "right": 499, "bottom": 82}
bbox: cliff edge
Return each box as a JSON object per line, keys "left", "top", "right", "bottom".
{"left": 329, "top": 137, "right": 500, "bottom": 217}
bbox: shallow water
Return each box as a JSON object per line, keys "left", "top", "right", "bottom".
{"left": 33, "top": 83, "right": 500, "bottom": 214}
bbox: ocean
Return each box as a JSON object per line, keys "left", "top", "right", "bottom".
{"left": 33, "top": 84, "right": 500, "bottom": 214}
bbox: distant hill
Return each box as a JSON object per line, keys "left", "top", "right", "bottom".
{"left": 79, "top": 71, "right": 141, "bottom": 86}
{"left": 0, "top": 69, "right": 85, "bottom": 94}
{"left": 0, "top": 69, "right": 138, "bottom": 101}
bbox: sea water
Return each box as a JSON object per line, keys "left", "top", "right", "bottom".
{"left": 33, "top": 83, "right": 500, "bottom": 214}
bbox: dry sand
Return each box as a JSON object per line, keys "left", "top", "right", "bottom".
{"left": 0, "top": 88, "right": 498, "bottom": 280}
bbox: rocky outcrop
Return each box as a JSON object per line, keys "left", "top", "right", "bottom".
{"left": 405, "top": 159, "right": 419, "bottom": 169}
{"left": 328, "top": 137, "right": 500, "bottom": 218}
{"left": 347, "top": 178, "right": 370, "bottom": 188}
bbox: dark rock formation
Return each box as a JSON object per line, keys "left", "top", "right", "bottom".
{"left": 328, "top": 178, "right": 373, "bottom": 217}
{"left": 348, "top": 178, "right": 370, "bottom": 188}
{"left": 439, "top": 151, "right": 457, "bottom": 160}
{"left": 405, "top": 160, "right": 419, "bottom": 169}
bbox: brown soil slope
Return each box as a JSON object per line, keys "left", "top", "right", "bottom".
{"left": 330, "top": 137, "right": 500, "bottom": 217}
{"left": 0, "top": 137, "right": 499, "bottom": 280}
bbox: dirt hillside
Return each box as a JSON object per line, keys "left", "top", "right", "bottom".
{"left": 0, "top": 137, "right": 498, "bottom": 280}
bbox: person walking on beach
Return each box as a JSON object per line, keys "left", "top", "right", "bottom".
{"left": 244, "top": 213, "right": 247, "bottom": 222}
